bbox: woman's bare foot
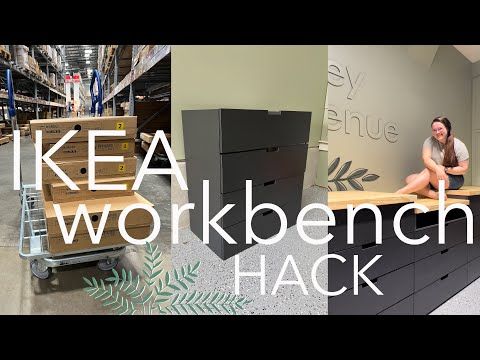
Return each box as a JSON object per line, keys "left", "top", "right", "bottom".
{"left": 427, "top": 189, "right": 447, "bottom": 200}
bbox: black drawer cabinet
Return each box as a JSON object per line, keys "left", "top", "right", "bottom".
{"left": 474, "top": 216, "right": 480, "bottom": 238}
{"left": 468, "top": 256, "right": 480, "bottom": 283}
{"left": 466, "top": 195, "right": 480, "bottom": 216}
{"left": 217, "top": 109, "right": 311, "bottom": 153}
{"left": 328, "top": 201, "right": 415, "bottom": 314}
{"left": 414, "top": 218, "right": 467, "bottom": 261}
{"left": 378, "top": 295, "right": 414, "bottom": 315}
{"left": 221, "top": 144, "right": 308, "bottom": 193}
{"left": 414, "top": 242, "right": 467, "bottom": 291}
{"left": 182, "top": 109, "right": 311, "bottom": 259}
{"left": 329, "top": 233, "right": 415, "bottom": 291}
{"left": 414, "top": 264, "right": 468, "bottom": 315}
{"left": 467, "top": 235, "right": 480, "bottom": 262}
{"left": 207, "top": 200, "right": 301, "bottom": 260}
{"left": 328, "top": 204, "right": 415, "bottom": 254}
{"left": 328, "top": 264, "right": 414, "bottom": 315}
{"left": 327, "top": 195, "right": 474, "bottom": 315}
{"left": 221, "top": 175, "right": 303, "bottom": 228}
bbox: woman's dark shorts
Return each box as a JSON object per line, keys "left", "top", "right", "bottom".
{"left": 447, "top": 174, "right": 464, "bottom": 190}
{"left": 430, "top": 174, "right": 464, "bottom": 190}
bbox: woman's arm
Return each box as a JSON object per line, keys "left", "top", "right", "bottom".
{"left": 422, "top": 146, "right": 437, "bottom": 171}
{"left": 423, "top": 146, "right": 447, "bottom": 180}
{"left": 446, "top": 160, "right": 469, "bottom": 175}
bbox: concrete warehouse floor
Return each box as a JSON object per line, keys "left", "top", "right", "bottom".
{"left": 0, "top": 137, "right": 171, "bottom": 314}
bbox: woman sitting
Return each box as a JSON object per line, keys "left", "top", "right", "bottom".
{"left": 396, "top": 116, "right": 469, "bottom": 199}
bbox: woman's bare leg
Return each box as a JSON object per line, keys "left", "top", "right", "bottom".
{"left": 397, "top": 169, "right": 448, "bottom": 199}
{"left": 396, "top": 169, "right": 430, "bottom": 194}
{"left": 405, "top": 174, "right": 418, "bottom": 184}
{"left": 402, "top": 173, "right": 432, "bottom": 197}
{"left": 415, "top": 185, "right": 435, "bottom": 198}
{"left": 430, "top": 172, "right": 450, "bottom": 195}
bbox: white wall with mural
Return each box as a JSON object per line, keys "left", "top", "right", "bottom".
{"left": 328, "top": 45, "right": 473, "bottom": 192}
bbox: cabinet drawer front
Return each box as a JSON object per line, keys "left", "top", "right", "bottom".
{"left": 220, "top": 109, "right": 311, "bottom": 153}
{"left": 221, "top": 144, "right": 308, "bottom": 193}
{"left": 328, "top": 204, "right": 415, "bottom": 254}
{"left": 414, "top": 264, "right": 468, "bottom": 315}
{"left": 467, "top": 196, "right": 480, "bottom": 216}
{"left": 329, "top": 234, "right": 414, "bottom": 291}
{"left": 378, "top": 295, "right": 414, "bottom": 315}
{"left": 467, "top": 235, "right": 480, "bottom": 262}
{"left": 328, "top": 264, "right": 414, "bottom": 315}
{"left": 221, "top": 175, "right": 303, "bottom": 228}
{"left": 474, "top": 215, "right": 480, "bottom": 238}
{"left": 414, "top": 242, "right": 467, "bottom": 291}
{"left": 468, "top": 256, "right": 480, "bottom": 284}
{"left": 207, "top": 200, "right": 301, "bottom": 260}
{"left": 414, "top": 218, "right": 467, "bottom": 261}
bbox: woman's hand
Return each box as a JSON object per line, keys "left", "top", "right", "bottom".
{"left": 436, "top": 165, "right": 448, "bottom": 181}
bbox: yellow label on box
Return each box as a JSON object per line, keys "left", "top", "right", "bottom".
{"left": 116, "top": 122, "right": 125, "bottom": 130}
{"left": 118, "top": 164, "right": 126, "bottom": 172}
{"left": 121, "top": 142, "right": 129, "bottom": 150}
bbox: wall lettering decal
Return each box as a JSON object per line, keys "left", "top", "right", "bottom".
{"left": 328, "top": 105, "right": 399, "bottom": 143}
{"left": 328, "top": 59, "right": 399, "bottom": 143}
{"left": 328, "top": 60, "right": 364, "bottom": 100}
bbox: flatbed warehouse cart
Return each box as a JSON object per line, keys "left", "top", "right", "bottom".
{"left": 11, "top": 69, "right": 126, "bottom": 279}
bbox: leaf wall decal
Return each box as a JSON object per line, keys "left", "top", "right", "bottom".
{"left": 328, "top": 157, "right": 340, "bottom": 176}
{"left": 348, "top": 178, "right": 363, "bottom": 190}
{"left": 328, "top": 157, "right": 380, "bottom": 191}
{"left": 334, "top": 180, "right": 347, "bottom": 191}
{"left": 362, "top": 174, "right": 380, "bottom": 182}
{"left": 334, "top": 161, "right": 352, "bottom": 180}
{"left": 348, "top": 168, "right": 368, "bottom": 179}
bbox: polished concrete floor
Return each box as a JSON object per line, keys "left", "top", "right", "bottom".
{"left": 172, "top": 186, "right": 329, "bottom": 315}
{"left": 0, "top": 138, "right": 171, "bottom": 314}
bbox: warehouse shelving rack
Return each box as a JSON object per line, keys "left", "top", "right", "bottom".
{"left": 0, "top": 45, "right": 66, "bottom": 122}
{"left": 11, "top": 68, "right": 125, "bottom": 279}
{"left": 102, "top": 45, "right": 171, "bottom": 116}
{"left": 100, "top": 45, "right": 171, "bottom": 167}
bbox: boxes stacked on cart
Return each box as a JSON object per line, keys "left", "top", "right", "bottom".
{"left": 30, "top": 116, "right": 154, "bottom": 255}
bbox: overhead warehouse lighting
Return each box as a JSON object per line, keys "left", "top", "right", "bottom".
{"left": 64, "top": 45, "right": 99, "bottom": 83}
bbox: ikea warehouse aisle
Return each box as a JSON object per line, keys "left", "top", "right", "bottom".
{"left": 0, "top": 45, "right": 171, "bottom": 314}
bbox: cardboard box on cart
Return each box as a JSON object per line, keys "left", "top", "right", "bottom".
{"left": 30, "top": 116, "right": 137, "bottom": 142}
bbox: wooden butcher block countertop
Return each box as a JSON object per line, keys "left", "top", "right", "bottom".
{"left": 414, "top": 198, "right": 470, "bottom": 213}
{"left": 328, "top": 191, "right": 417, "bottom": 211}
{"left": 328, "top": 191, "right": 470, "bottom": 213}
{"left": 446, "top": 186, "right": 480, "bottom": 196}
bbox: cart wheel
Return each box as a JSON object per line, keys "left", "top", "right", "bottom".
{"left": 97, "top": 258, "right": 119, "bottom": 271}
{"left": 30, "top": 260, "right": 51, "bottom": 279}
